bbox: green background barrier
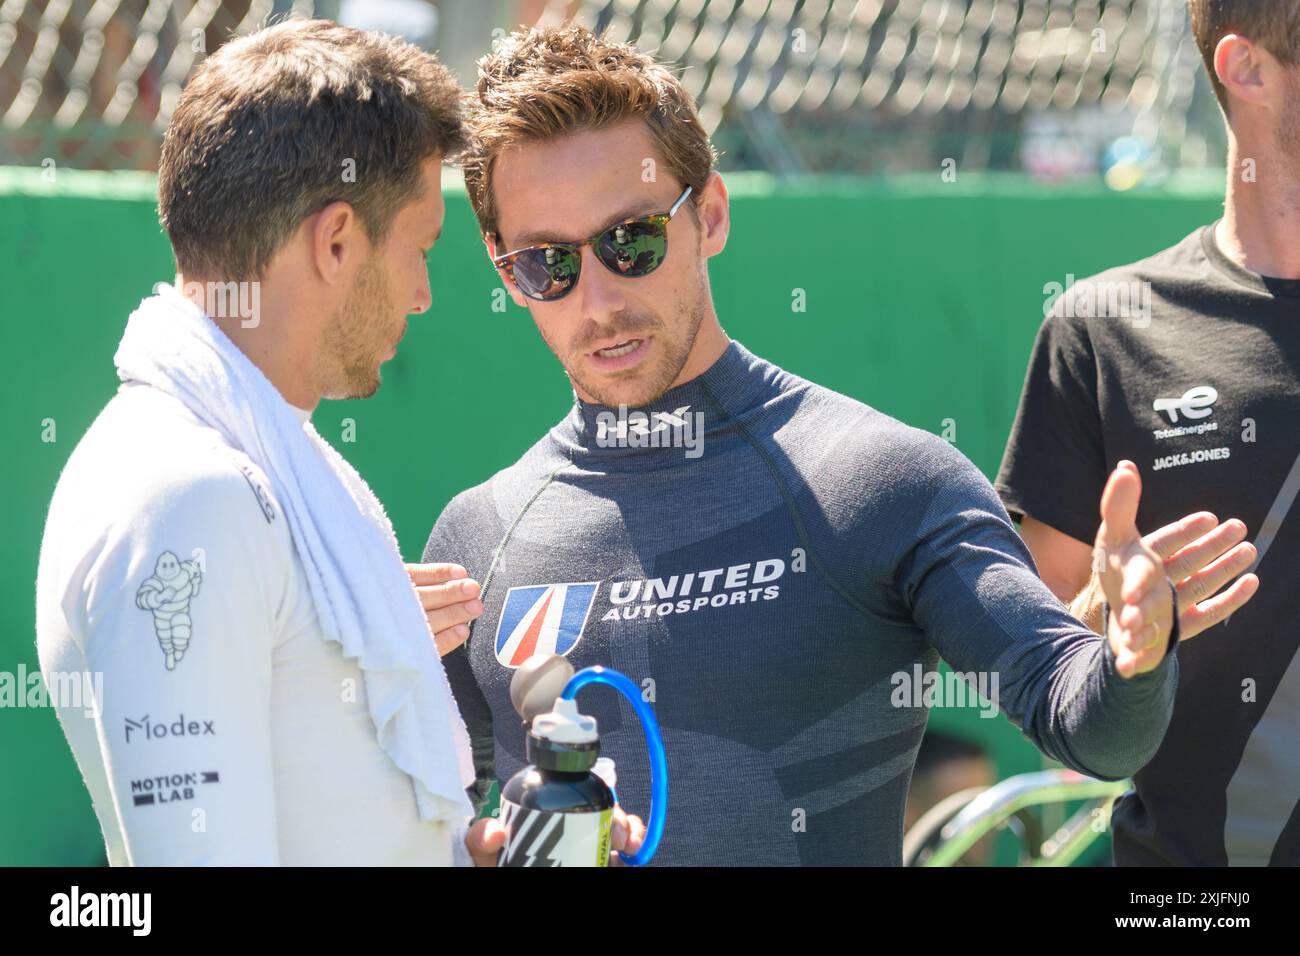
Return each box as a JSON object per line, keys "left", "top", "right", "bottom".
{"left": 0, "top": 166, "right": 1225, "bottom": 864}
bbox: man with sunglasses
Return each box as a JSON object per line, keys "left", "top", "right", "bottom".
{"left": 423, "top": 25, "right": 1186, "bottom": 866}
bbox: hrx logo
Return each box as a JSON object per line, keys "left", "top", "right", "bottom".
{"left": 593, "top": 404, "right": 704, "bottom": 459}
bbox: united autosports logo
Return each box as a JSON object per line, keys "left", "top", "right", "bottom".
{"left": 495, "top": 582, "right": 600, "bottom": 668}
{"left": 492, "top": 552, "right": 805, "bottom": 668}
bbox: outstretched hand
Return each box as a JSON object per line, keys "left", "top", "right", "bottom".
{"left": 1094, "top": 461, "right": 1177, "bottom": 678}
{"left": 1141, "top": 511, "right": 1259, "bottom": 638}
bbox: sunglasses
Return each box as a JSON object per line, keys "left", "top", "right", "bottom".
{"left": 492, "top": 186, "right": 694, "bottom": 302}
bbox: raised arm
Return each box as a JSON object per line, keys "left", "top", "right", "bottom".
{"left": 898, "top": 443, "right": 1177, "bottom": 780}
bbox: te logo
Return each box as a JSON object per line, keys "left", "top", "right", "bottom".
{"left": 1153, "top": 385, "right": 1218, "bottom": 424}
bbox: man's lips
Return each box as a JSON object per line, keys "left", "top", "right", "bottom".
{"left": 587, "top": 336, "right": 651, "bottom": 371}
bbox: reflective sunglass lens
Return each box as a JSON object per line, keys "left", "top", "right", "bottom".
{"left": 514, "top": 246, "right": 579, "bottom": 300}
{"left": 597, "top": 220, "right": 667, "bottom": 276}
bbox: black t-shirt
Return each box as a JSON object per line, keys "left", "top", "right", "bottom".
{"left": 997, "top": 222, "right": 1300, "bottom": 866}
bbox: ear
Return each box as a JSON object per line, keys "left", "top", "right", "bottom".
{"left": 695, "top": 171, "right": 730, "bottom": 259}
{"left": 485, "top": 233, "right": 529, "bottom": 309}
{"left": 1215, "top": 34, "right": 1271, "bottom": 113}
{"left": 310, "top": 200, "right": 364, "bottom": 284}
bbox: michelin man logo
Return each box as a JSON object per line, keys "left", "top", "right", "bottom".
{"left": 135, "top": 551, "right": 203, "bottom": 671}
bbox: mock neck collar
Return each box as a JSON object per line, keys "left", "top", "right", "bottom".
{"left": 555, "top": 340, "right": 781, "bottom": 462}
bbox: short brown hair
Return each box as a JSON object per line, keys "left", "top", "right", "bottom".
{"left": 460, "top": 25, "right": 718, "bottom": 240}
{"left": 1190, "top": 0, "right": 1300, "bottom": 112}
{"left": 159, "top": 18, "right": 464, "bottom": 281}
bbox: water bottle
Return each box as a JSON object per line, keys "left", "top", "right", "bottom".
{"left": 498, "top": 696, "right": 617, "bottom": 866}
{"left": 498, "top": 654, "right": 667, "bottom": 867}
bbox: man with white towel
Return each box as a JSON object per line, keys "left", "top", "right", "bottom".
{"left": 34, "top": 18, "right": 641, "bottom": 866}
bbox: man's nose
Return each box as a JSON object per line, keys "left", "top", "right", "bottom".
{"left": 411, "top": 267, "right": 432, "bottom": 315}
{"left": 573, "top": 244, "right": 627, "bottom": 323}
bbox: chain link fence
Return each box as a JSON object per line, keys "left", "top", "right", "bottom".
{"left": 0, "top": 0, "right": 1223, "bottom": 176}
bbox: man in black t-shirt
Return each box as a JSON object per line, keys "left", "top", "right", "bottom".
{"left": 998, "top": 2, "right": 1300, "bottom": 865}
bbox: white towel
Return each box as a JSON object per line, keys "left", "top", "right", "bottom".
{"left": 114, "top": 282, "right": 475, "bottom": 830}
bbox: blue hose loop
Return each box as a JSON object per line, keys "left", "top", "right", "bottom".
{"left": 561, "top": 666, "right": 666, "bottom": 866}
